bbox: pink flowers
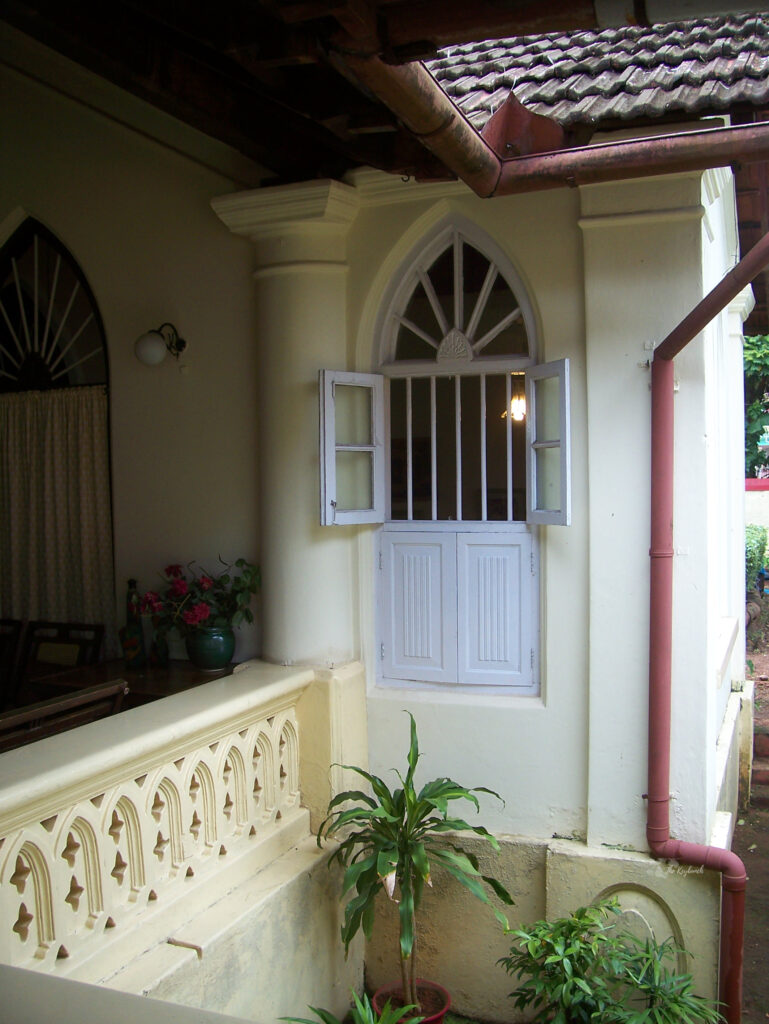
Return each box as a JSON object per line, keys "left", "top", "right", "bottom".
{"left": 138, "top": 558, "right": 259, "bottom": 638}
{"left": 182, "top": 602, "right": 211, "bottom": 626}
{"left": 141, "top": 591, "right": 163, "bottom": 615}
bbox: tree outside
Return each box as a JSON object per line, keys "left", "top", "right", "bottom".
{"left": 744, "top": 334, "right": 769, "bottom": 477}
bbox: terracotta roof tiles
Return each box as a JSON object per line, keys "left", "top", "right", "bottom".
{"left": 428, "top": 14, "right": 769, "bottom": 129}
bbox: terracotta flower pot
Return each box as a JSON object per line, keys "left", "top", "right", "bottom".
{"left": 372, "top": 980, "right": 451, "bottom": 1024}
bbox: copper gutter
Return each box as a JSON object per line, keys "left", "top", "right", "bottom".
{"left": 329, "top": 53, "right": 769, "bottom": 196}
{"left": 649, "top": 230, "right": 769, "bottom": 1024}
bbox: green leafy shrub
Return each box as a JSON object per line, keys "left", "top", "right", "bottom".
{"left": 498, "top": 898, "right": 722, "bottom": 1024}
{"left": 743, "top": 334, "right": 769, "bottom": 476}
{"left": 746, "top": 523, "right": 768, "bottom": 593}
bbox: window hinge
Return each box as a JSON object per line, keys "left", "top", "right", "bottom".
{"left": 531, "top": 648, "right": 535, "bottom": 669}
{"left": 530, "top": 552, "right": 535, "bottom": 575}
{"left": 378, "top": 550, "right": 383, "bottom": 571}
{"left": 380, "top": 643, "right": 385, "bottom": 661}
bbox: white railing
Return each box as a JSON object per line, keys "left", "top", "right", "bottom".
{"left": 0, "top": 663, "right": 325, "bottom": 978}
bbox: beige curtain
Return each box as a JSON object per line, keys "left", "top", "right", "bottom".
{"left": 0, "top": 386, "right": 117, "bottom": 656}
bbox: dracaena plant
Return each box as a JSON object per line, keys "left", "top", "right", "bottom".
{"left": 318, "top": 712, "right": 514, "bottom": 1010}
{"left": 282, "top": 990, "right": 422, "bottom": 1024}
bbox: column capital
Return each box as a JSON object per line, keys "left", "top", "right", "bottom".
{"left": 212, "top": 179, "right": 360, "bottom": 267}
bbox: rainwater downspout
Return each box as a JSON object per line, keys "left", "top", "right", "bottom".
{"left": 649, "top": 230, "right": 769, "bottom": 1024}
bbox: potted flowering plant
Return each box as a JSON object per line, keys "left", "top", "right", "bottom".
{"left": 141, "top": 558, "right": 260, "bottom": 669}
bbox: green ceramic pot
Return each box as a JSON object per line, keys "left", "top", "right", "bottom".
{"left": 185, "top": 625, "right": 235, "bottom": 670}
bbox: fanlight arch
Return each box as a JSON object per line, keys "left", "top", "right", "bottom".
{"left": 378, "top": 218, "right": 538, "bottom": 373}
{"left": 0, "top": 217, "right": 109, "bottom": 393}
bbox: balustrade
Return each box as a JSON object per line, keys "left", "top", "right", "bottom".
{"left": 0, "top": 663, "right": 318, "bottom": 977}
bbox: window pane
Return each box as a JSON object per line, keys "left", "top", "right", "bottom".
{"left": 535, "top": 447, "right": 561, "bottom": 512}
{"left": 485, "top": 373, "right": 525, "bottom": 521}
{"left": 435, "top": 376, "right": 456, "bottom": 520}
{"left": 336, "top": 451, "right": 373, "bottom": 511}
{"left": 426, "top": 245, "right": 454, "bottom": 330}
{"left": 411, "top": 376, "right": 432, "bottom": 520}
{"left": 335, "top": 384, "right": 371, "bottom": 446}
{"left": 390, "top": 378, "right": 407, "bottom": 519}
{"left": 461, "top": 376, "right": 482, "bottom": 520}
{"left": 535, "top": 374, "right": 561, "bottom": 441}
{"left": 397, "top": 279, "right": 439, "bottom": 360}
{"left": 473, "top": 276, "right": 528, "bottom": 357}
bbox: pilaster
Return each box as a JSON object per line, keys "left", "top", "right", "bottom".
{"left": 213, "top": 180, "right": 361, "bottom": 666}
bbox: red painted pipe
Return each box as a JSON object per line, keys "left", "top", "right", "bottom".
{"left": 648, "top": 229, "right": 769, "bottom": 1021}
{"left": 649, "top": 355, "right": 746, "bottom": 1023}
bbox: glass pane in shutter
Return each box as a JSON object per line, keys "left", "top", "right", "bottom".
{"left": 336, "top": 451, "right": 373, "bottom": 511}
{"left": 535, "top": 374, "right": 560, "bottom": 441}
{"left": 534, "top": 447, "right": 561, "bottom": 512}
{"left": 335, "top": 384, "right": 371, "bottom": 445}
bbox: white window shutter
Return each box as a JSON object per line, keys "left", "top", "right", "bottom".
{"left": 319, "top": 370, "right": 385, "bottom": 525}
{"left": 380, "top": 532, "right": 457, "bottom": 684}
{"left": 457, "top": 533, "right": 533, "bottom": 688}
{"left": 526, "top": 358, "right": 571, "bottom": 526}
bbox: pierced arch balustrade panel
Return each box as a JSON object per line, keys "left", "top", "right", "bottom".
{"left": 0, "top": 702, "right": 304, "bottom": 973}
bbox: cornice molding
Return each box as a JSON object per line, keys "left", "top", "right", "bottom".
{"left": 212, "top": 179, "right": 360, "bottom": 239}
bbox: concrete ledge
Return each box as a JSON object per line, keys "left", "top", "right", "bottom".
{"left": 0, "top": 963, "right": 258, "bottom": 1024}
{"left": 108, "top": 833, "right": 362, "bottom": 1023}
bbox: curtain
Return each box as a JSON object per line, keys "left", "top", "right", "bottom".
{"left": 0, "top": 386, "right": 117, "bottom": 656}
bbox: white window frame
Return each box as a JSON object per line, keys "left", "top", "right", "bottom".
{"left": 319, "top": 360, "right": 571, "bottom": 529}
{"left": 526, "top": 358, "right": 571, "bottom": 527}
{"left": 319, "top": 369, "right": 385, "bottom": 525}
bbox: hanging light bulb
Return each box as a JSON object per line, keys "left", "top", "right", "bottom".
{"left": 510, "top": 395, "right": 526, "bottom": 421}
{"left": 501, "top": 376, "right": 526, "bottom": 420}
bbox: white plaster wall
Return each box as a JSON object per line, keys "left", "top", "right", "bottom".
{"left": 579, "top": 171, "right": 721, "bottom": 849}
{"left": 0, "top": 26, "right": 261, "bottom": 657}
{"left": 346, "top": 176, "right": 590, "bottom": 841}
{"left": 746, "top": 489, "right": 769, "bottom": 528}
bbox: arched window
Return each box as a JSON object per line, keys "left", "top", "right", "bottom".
{"left": 319, "top": 220, "right": 571, "bottom": 691}
{"left": 0, "top": 218, "right": 108, "bottom": 392}
{"left": 0, "top": 217, "right": 116, "bottom": 661}
{"left": 380, "top": 224, "right": 536, "bottom": 523}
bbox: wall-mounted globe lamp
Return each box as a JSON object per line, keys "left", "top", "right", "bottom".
{"left": 134, "top": 322, "right": 187, "bottom": 366}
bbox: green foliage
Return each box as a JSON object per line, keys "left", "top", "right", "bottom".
{"left": 318, "top": 712, "right": 514, "bottom": 1009}
{"left": 746, "top": 523, "right": 768, "bottom": 593}
{"left": 281, "top": 990, "right": 422, "bottom": 1024}
{"left": 743, "top": 335, "right": 769, "bottom": 476}
{"left": 499, "top": 898, "right": 722, "bottom": 1024}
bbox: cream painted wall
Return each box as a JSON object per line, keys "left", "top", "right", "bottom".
{"left": 0, "top": 28, "right": 262, "bottom": 658}
{"left": 342, "top": 176, "right": 590, "bottom": 841}
{"left": 213, "top": 161, "right": 745, "bottom": 847}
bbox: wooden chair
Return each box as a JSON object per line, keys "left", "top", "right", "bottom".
{"left": 14, "top": 621, "right": 105, "bottom": 705}
{"left": 0, "top": 619, "right": 23, "bottom": 708}
{"left": 0, "top": 680, "right": 129, "bottom": 753}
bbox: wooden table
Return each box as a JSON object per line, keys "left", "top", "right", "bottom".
{"left": 27, "top": 658, "right": 232, "bottom": 707}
